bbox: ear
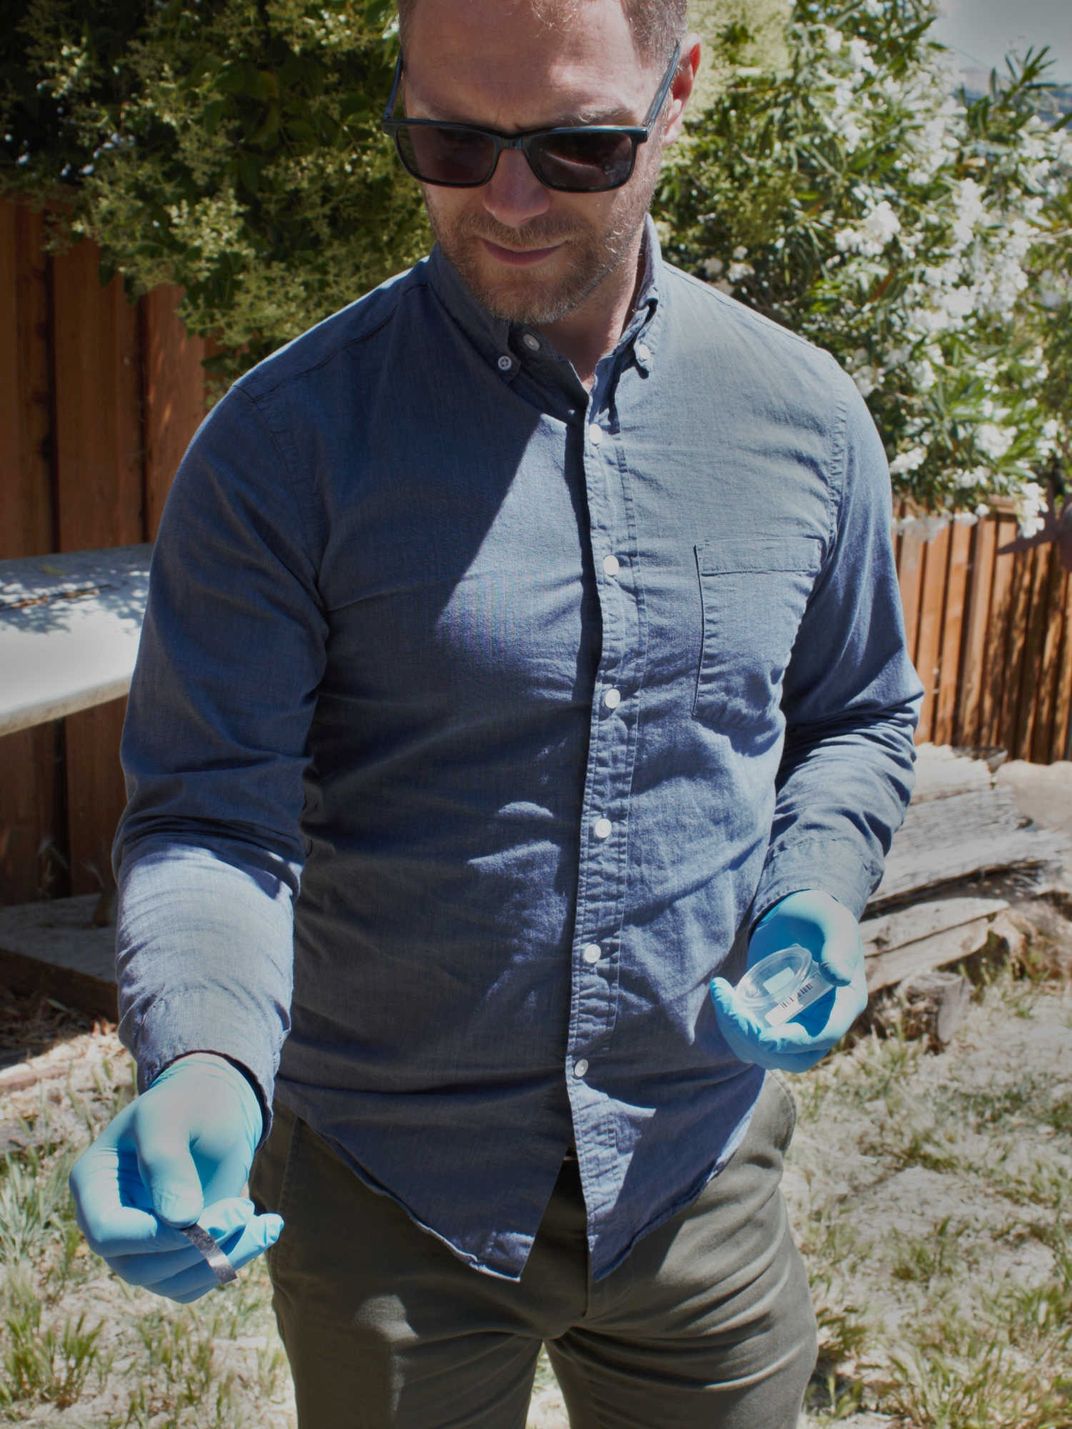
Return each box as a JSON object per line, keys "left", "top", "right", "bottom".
{"left": 661, "top": 33, "right": 702, "bottom": 147}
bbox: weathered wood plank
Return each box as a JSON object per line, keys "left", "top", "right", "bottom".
{"left": 955, "top": 516, "right": 997, "bottom": 748}
{"left": 910, "top": 743, "right": 993, "bottom": 801}
{"left": 865, "top": 915, "right": 994, "bottom": 993}
{"left": 0, "top": 892, "right": 117, "bottom": 1020}
{"left": 933, "top": 520, "right": 971, "bottom": 746}
{"left": 980, "top": 515, "right": 1018, "bottom": 749}
{"left": 1016, "top": 544, "right": 1052, "bottom": 761}
{"left": 896, "top": 521, "right": 924, "bottom": 703}
{"left": 1035, "top": 556, "right": 1068, "bottom": 764}
{"left": 0, "top": 545, "right": 152, "bottom": 737}
{"left": 861, "top": 894, "right": 1009, "bottom": 952}
{"left": 1055, "top": 569, "right": 1072, "bottom": 763}
{"left": 914, "top": 523, "right": 951, "bottom": 745}
{"left": 872, "top": 784, "right": 1070, "bottom": 907}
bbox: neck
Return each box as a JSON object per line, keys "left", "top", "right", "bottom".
{"left": 536, "top": 226, "right": 648, "bottom": 389}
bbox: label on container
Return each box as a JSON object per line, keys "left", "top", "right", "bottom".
{"left": 762, "top": 972, "right": 828, "bottom": 1028}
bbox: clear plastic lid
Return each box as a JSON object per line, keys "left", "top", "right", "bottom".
{"left": 736, "top": 944, "right": 815, "bottom": 1010}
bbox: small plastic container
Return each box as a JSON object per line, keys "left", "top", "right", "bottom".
{"left": 735, "top": 944, "right": 836, "bottom": 1029}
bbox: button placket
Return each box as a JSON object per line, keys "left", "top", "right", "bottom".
{"left": 566, "top": 395, "right": 636, "bottom": 1134}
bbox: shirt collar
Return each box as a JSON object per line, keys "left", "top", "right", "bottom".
{"left": 425, "top": 213, "right": 662, "bottom": 381}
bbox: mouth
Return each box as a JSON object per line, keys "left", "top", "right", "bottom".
{"left": 479, "top": 238, "right": 564, "bottom": 267}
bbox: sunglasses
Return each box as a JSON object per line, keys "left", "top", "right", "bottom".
{"left": 381, "top": 42, "right": 681, "bottom": 194}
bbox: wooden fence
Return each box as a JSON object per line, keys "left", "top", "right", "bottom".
{"left": 2, "top": 198, "right": 1071, "bottom": 907}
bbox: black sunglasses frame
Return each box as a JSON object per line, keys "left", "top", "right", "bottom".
{"left": 380, "top": 41, "right": 682, "bottom": 193}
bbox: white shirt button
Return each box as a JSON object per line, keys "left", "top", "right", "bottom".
{"left": 636, "top": 342, "right": 652, "bottom": 363}
{"left": 603, "top": 687, "right": 622, "bottom": 710}
{"left": 588, "top": 424, "right": 603, "bottom": 445}
{"left": 602, "top": 554, "right": 620, "bottom": 577}
{"left": 522, "top": 333, "right": 540, "bottom": 351}
{"left": 497, "top": 355, "right": 513, "bottom": 371}
{"left": 574, "top": 1059, "right": 589, "bottom": 1078}
{"left": 594, "top": 817, "right": 613, "bottom": 840}
{"left": 583, "top": 944, "right": 602, "bottom": 964}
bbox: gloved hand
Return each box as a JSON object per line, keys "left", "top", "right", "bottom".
{"left": 68, "top": 1052, "right": 283, "bottom": 1303}
{"left": 709, "top": 888, "right": 867, "bottom": 1073}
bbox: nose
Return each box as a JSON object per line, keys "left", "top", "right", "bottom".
{"left": 481, "top": 147, "right": 552, "bottom": 229}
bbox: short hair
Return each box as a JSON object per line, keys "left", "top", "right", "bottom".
{"left": 395, "top": 0, "right": 687, "bottom": 68}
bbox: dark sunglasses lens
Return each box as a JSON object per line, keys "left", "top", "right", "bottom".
{"left": 530, "top": 131, "right": 636, "bottom": 191}
{"left": 397, "top": 125, "right": 496, "bottom": 185}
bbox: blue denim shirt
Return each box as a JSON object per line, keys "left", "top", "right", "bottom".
{"left": 114, "top": 216, "right": 923, "bottom": 1282}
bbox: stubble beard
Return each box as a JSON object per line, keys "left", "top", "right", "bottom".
{"left": 424, "top": 174, "right": 656, "bottom": 327}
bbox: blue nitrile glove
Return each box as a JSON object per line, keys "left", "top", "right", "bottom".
{"left": 68, "top": 1052, "right": 282, "bottom": 1303}
{"left": 709, "top": 889, "right": 867, "bottom": 1073}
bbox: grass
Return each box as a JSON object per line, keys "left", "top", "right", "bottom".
{"left": 0, "top": 925, "right": 1069, "bottom": 1428}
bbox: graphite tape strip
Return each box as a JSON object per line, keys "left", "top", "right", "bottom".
{"left": 179, "top": 1223, "right": 238, "bottom": 1285}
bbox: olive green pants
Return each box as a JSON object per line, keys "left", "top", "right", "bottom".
{"left": 249, "top": 1074, "right": 817, "bottom": 1428}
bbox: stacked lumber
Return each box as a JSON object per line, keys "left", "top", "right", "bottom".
{"left": 861, "top": 744, "right": 1069, "bottom": 1009}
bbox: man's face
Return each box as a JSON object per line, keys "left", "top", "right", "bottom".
{"left": 402, "top": 0, "right": 684, "bottom": 327}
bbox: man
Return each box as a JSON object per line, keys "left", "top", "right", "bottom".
{"left": 69, "top": 0, "right": 924, "bottom": 1424}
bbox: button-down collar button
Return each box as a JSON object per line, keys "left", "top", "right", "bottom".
{"left": 574, "top": 1059, "right": 589, "bottom": 1078}
{"left": 635, "top": 341, "right": 652, "bottom": 363}
{"left": 588, "top": 424, "right": 603, "bottom": 446}
{"left": 593, "top": 817, "right": 613, "bottom": 840}
{"left": 602, "top": 554, "right": 620, "bottom": 577}
{"left": 583, "top": 944, "right": 602, "bottom": 964}
{"left": 522, "top": 333, "right": 540, "bottom": 351}
{"left": 603, "top": 688, "right": 622, "bottom": 710}
{"left": 497, "top": 355, "right": 513, "bottom": 372}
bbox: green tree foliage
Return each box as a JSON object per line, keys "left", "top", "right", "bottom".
{"left": 655, "top": 0, "right": 1072, "bottom": 528}
{"left": 1, "top": 0, "right": 429, "bottom": 378}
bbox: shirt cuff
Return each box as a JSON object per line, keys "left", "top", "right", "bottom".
{"left": 127, "top": 995, "right": 277, "bottom": 1151}
{"left": 750, "top": 837, "right": 881, "bottom": 932}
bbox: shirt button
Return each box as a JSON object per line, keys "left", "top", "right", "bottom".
{"left": 603, "top": 687, "right": 622, "bottom": 710}
{"left": 497, "top": 355, "right": 513, "bottom": 372}
{"left": 574, "top": 1059, "right": 589, "bottom": 1078}
{"left": 588, "top": 424, "right": 603, "bottom": 446}
{"left": 522, "top": 333, "right": 540, "bottom": 351}
{"left": 602, "top": 554, "right": 620, "bottom": 577}
{"left": 583, "top": 944, "right": 602, "bottom": 964}
{"left": 636, "top": 342, "right": 652, "bottom": 363}
{"left": 594, "top": 817, "right": 613, "bottom": 840}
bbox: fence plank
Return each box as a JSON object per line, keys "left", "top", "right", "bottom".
{"left": 896, "top": 519, "right": 925, "bottom": 743}
{"left": 932, "top": 519, "right": 972, "bottom": 745}
{"left": 1014, "top": 545, "right": 1049, "bottom": 759}
{"left": 913, "top": 524, "right": 952, "bottom": 745}
{"left": 0, "top": 201, "right": 65, "bottom": 905}
{"left": 998, "top": 525, "right": 1036, "bottom": 759}
{"left": 954, "top": 516, "right": 997, "bottom": 748}
{"left": 978, "top": 516, "right": 1017, "bottom": 748}
{"left": 50, "top": 238, "right": 144, "bottom": 898}
{"left": 142, "top": 285, "right": 207, "bottom": 539}
{"left": 1050, "top": 569, "right": 1072, "bottom": 762}
{"left": 1034, "top": 551, "right": 1069, "bottom": 765}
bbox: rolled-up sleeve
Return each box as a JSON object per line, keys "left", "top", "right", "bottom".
{"left": 751, "top": 365, "right": 925, "bottom": 927}
{"left": 113, "top": 383, "right": 327, "bottom": 1143}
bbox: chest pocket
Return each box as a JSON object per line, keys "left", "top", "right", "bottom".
{"left": 693, "top": 536, "right": 823, "bottom": 729}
